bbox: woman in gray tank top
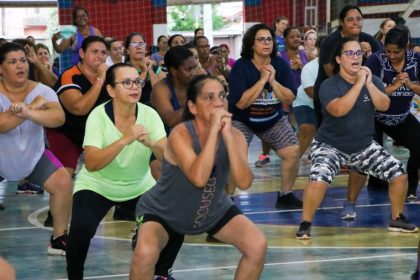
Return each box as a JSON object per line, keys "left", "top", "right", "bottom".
{"left": 130, "top": 75, "right": 267, "bottom": 279}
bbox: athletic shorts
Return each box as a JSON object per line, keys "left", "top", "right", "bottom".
{"left": 310, "top": 140, "right": 406, "bottom": 184}
{"left": 46, "top": 129, "right": 83, "bottom": 170}
{"left": 293, "top": 105, "right": 317, "bottom": 127}
{"left": 26, "top": 149, "right": 63, "bottom": 187}
{"left": 233, "top": 116, "right": 298, "bottom": 151}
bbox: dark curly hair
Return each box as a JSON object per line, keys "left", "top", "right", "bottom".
{"left": 240, "top": 23, "right": 277, "bottom": 59}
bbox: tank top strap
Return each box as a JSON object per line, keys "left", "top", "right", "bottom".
{"left": 164, "top": 76, "right": 181, "bottom": 110}
{"left": 184, "top": 120, "right": 201, "bottom": 154}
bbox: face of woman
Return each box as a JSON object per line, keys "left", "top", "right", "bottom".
{"left": 74, "top": 9, "right": 89, "bottom": 27}
{"left": 158, "top": 37, "right": 169, "bottom": 51}
{"left": 80, "top": 42, "right": 107, "bottom": 69}
{"left": 336, "top": 41, "right": 363, "bottom": 76}
{"left": 253, "top": 29, "right": 274, "bottom": 57}
{"left": 110, "top": 41, "right": 124, "bottom": 61}
{"left": 384, "top": 44, "right": 405, "bottom": 65}
{"left": 341, "top": 9, "right": 363, "bottom": 37}
{"left": 174, "top": 56, "right": 198, "bottom": 85}
{"left": 220, "top": 46, "right": 229, "bottom": 60}
{"left": 381, "top": 20, "right": 396, "bottom": 35}
{"left": 0, "top": 50, "right": 29, "bottom": 86}
{"left": 285, "top": 29, "right": 301, "bottom": 50}
{"left": 128, "top": 35, "right": 147, "bottom": 60}
{"left": 36, "top": 47, "right": 50, "bottom": 65}
{"left": 304, "top": 33, "right": 317, "bottom": 49}
{"left": 109, "top": 67, "right": 142, "bottom": 104}
{"left": 171, "top": 36, "right": 185, "bottom": 47}
{"left": 275, "top": 19, "right": 288, "bottom": 34}
{"left": 193, "top": 79, "right": 228, "bottom": 120}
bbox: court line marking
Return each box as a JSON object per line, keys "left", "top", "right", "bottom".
{"left": 54, "top": 252, "right": 416, "bottom": 279}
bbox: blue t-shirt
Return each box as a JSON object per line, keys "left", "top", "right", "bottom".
{"left": 276, "top": 35, "right": 285, "bottom": 53}
{"left": 366, "top": 49, "right": 420, "bottom": 126}
{"left": 228, "top": 56, "right": 297, "bottom": 131}
{"left": 316, "top": 74, "right": 385, "bottom": 154}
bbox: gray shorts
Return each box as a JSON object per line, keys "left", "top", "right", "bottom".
{"left": 233, "top": 116, "right": 298, "bottom": 151}
{"left": 26, "top": 149, "right": 63, "bottom": 187}
{"left": 310, "top": 140, "right": 406, "bottom": 184}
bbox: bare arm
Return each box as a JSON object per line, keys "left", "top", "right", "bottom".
{"left": 221, "top": 120, "right": 253, "bottom": 190}
{"left": 166, "top": 109, "right": 231, "bottom": 188}
{"left": 150, "top": 81, "right": 184, "bottom": 128}
{"left": 25, "top": 45, "right": 58, "bottom": 87}
{"left": 235, "top": 66, "right": 271, "bottom": 110}
{"left": 51, "top": 32, "right": 73, "bottom": 53}
{"left": 84, "top": 124, "right": 150, "bottom": 171}
{"left": 303, "top": 86, "right": 314, "bottom": 99}
{"left": 59, "top": 63, "right": 107, "bottom": 116}
{"left": 364, "top": 66, "right": 390, "bottom": 112}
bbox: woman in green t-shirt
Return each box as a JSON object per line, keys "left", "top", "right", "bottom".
{"left": 66, "top": 63, "right": 167, "bottom": 279}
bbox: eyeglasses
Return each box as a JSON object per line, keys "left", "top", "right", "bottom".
{"left": 129, "top": 42, "right": 147, "bottom": 48}
{"left": 255, "top": 37, "right": 273, "bottom": 44}
{"left": 341, "top": 49, "right": 364, "bottom": 58}
{"left": 200, "top": 92, "right": 229, "bottom": 103}
{"left": 114, "top": 79, "right": 145, "bottom": 89}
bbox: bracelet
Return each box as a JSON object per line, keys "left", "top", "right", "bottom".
{"left": 96, "top": 77, "right": 104, "bottom": 85}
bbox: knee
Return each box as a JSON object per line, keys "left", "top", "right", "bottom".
{"left": 390, "top": 174, "right": 408, "bottom": 187}
{"left": 133, "top": 244, "right": 160, "bottom": 268}
{"left": 47, "top": 168, "right": 73, "bottom": 194}
{"left": 243, "top": 232, "right": 267, "bottom": 262}
{"left": 278, "top": 145, "right": 300, "bottom": 161}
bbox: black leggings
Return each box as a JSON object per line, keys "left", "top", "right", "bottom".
{"left": 66, "top": 190, "right": 140, "bottom": 280}
{"left": 368, "top": 114, "right": 420, "bottom": 194}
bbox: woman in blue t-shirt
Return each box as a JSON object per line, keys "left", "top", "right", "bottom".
{"left": 365, "top": 25, "right": 420, "bottom": 201}
{"left": 228, "top": 23, "right": 302, "bottom": 209}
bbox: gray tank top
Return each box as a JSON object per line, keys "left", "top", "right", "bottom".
{"left": 136, "top": 120, "right": 233, "bottom": 235}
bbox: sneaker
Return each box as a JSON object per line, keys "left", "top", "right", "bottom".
{"left": 16, "top": 181, "right": 44, "bottom": 194}
{"left": 388, "top": 214, "right": 419, "bottom": 233}
{"left": 275, "top": 192, "right": 303, "bottom": 209}
{"left": 43, "top": 210, "right": 53, "bottom": 227}
{"left": 341, "top": 201, "right": 356, "bottom": 220}
{"left": 296, "top": 221, "right": 312, "bottom": 240}
{"left": 255, "top": 154, "right": 270, "bottom": 167}
{"left": 48, "top": 234, "right": 67, "bottom": 256}
{"left": 411, "top": 271, "right": 419, "bottom": 280}
{"left": 406, "top": 194, "right": 417, "bottom": 203}
{"left": 154, "top": 275, "right": 175, "bottom": 280}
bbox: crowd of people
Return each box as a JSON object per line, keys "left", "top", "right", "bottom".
{"left": 1, "top": 3, "right": 420, "bottom": 279}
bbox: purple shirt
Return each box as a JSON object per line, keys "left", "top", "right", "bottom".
{"left": 279, "top": 49, "right": 308, "bottom": 87}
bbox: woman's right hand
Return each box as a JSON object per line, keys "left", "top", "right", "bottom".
{"left": 211, "top": 108, "right": 232, "bottom": 132}
{"left": 123, "top": 124, "right": 148, "bottom": 145}
{"left": 96, "top": 63, "right": 108, "bottom": 81}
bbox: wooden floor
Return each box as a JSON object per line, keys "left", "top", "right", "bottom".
{"left": 0, "top": 137, "right": 419, "bottom": 279}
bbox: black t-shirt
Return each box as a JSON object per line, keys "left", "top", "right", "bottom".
{"left": 54, "top": 65, "right": 111, "bottom": 146}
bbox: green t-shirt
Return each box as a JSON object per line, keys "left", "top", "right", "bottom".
{"left": 74, "top": 101, "right": 166, "bottom": 201}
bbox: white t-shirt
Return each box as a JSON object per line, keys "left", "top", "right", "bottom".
{"left": 105, "top": 55, "right": 125, "bottom": 67}
{"left": 293, "top": 58, "right": 319, "bottom": 108}
{"left": 0, "top": 83, "right": 59, "bottom": 180}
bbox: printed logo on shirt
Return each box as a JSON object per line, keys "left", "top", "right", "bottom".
{"left": 253, "top": 89, "right": 280, "bottom": 105}
{"left": 363, "top": 94, "right": 371, "bottom": 103}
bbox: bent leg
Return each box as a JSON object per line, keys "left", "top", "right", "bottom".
{"left": 130, "top": 221, "right": 172, "bottom": 279}
{"left": 43, "top": 167, "right": 72, "bottom": 238}
{"left": 213, "top": 215, "right": 267, "bottom": 280}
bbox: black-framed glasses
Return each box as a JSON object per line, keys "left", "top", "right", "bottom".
{"left": 129, "top": 42, "right": 146, "bottom": 48}
{"left": 341, "top": 49, "right": 363, "bottom": 58}
{"left": 255, "top": 37, "right": 273, "bottom": 44}
{"left": 114, "top": 79, "right": 145, "bottom": 89}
